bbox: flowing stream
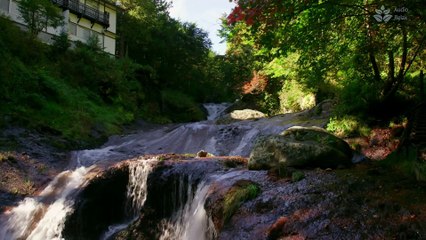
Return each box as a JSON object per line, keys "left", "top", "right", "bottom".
{"left": 0, "top": 167, "right": 91, "bottom": 240}
{"left": 0, "top": 103, "right": 328, "bottom": 240}
{"left": 101, "top": 158, "right": 156, "bottom": 240}
{"left": 159, "top": 180, "right": 216, "bottom": 240}
{"left": 203, "top": 103, "right": 231, "bottom": 121}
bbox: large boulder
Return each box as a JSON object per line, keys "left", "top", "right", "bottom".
{"left": 248, "top": 126, "right": 353, "bottom": 170}
{"left": 216, "top": 109, "right": 266, "bottom": 124}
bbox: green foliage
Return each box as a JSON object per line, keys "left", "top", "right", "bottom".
{"left": 50, "top": 32, "right": 70, "bottom": 57}
{"left": 115, "top": 0, "right": 234, "bottom": 120}
{"left": 119, "top": 3, "right": 210, "bottom": 90}
{"left": 17, "top": 0, "right": 63, "bottom": 37}
{"left": 279, "top": 80, "right": 316, "bottom": 114}
{"left": 160, "top": 89, "right": 205, "bottom": 122}
{"left": 382, "top": 146, "right": 426, "bottom": 182}
{"left": 0, "top": 17, "right": 48, "bottom": 64}
{"left": 223, "top": 181, "right": 261, "bottom": 223}
{"left": 292, "top": 171, "right": 305, "bottom": 182}
{"left": 224, "top": 0, "right": 426, "bottom": 117}
{"left": 0, "top": 17, "right": 140, "bottom": 146}
{"left": 326, "top": 116, "right": 371, "bottom": 138}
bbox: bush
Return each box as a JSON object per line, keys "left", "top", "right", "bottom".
{"left": 326, "top": 115, "right": 370, "bottom": 138}
{"left": 160, "top": 89, "right": 205, "bottom": 122}
{"left": 0, "top": 19, "right": 140, "bottom": 146}
{"left": 382, "top": 146, "right": 426, "bottom": 182}
{"left": 292, "top": 171, "right": 305, "bottom": 182}
{"left": 50, "top": 32, "right": 70, "bottom": 57}
{"left": 279, "top": 80, "right": 316, "bottom": 113}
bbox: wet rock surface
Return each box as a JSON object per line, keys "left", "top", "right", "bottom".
{"left": 6, "top": 104, "right": 425, "bottom": 240}
{"left": 62, "top": 165, "right": 130, "bottom": 240}
{"left": 62, "top": 155, "right": 426, "bottom": 240}
{"left": 214, "top": 165, "right": 426, "bottom": 240}
{"left": 0, "top": 127, "right": 69, "bottom": 213}
{"left": 75, "top": 107, "right": 330, "bottom": 166}
{"left": 216, "top": 109, "right": 266, "bottom": 124}
{"left": 114, "top": 156, "right": 235, "bottom": 240}
{"left": 249, "top": 126, "right": 353, "bottom": 170}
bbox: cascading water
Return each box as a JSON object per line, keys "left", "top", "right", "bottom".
{"left": 76, "top": 103, "right": 327, "bottom": 160}
{"left": 159, "top": 180, "right": 216, "bottom": 240}
{"left": 126, "top": 159, "right": 156, "bottom": 216}
{"left": 0, "top": 166, "right": 90, "bottom": 240}
{"left": 0, "top": 103, "right": 328, "bottom": 240}
{"left": 158, "top": 171, "right": 245, "bottom": 240}
{"left": 101, "top": 158, "right": 156, "bottom": 240}
{"left": 203, "top": 103, "right": 231, "bottom": 121}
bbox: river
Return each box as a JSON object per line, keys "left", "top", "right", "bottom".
{"left": 0, "top": 103, "right": 329, "bottom": 240}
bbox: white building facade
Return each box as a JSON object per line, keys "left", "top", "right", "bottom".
{"left": 0, "top": 0, "right": 118, "bottom": 55}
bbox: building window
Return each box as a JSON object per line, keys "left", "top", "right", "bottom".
{"left": 69, "top": 22, "right": 77, "bottom": 36}
{"left": 0, "top": 0, "right": 9, "bottom": 12}
{"left": 75, "top": 25, "right": 103, "bottom": 47}
{"left": 80, "top": 27, "right": 91, "bottom": 41}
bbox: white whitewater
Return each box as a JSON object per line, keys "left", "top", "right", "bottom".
{"left": 76, "top": 103, "right": 327, "bottom": 161}
{"left": 0, "top": 103, "right": 328, "bottom": 240}
{"left": 126, "top": 159, "right": 155, "bottom": 216}
{"left": 101, "top": 158, "right": 156, "bottom": 240}
{"left": 159, "top": 180, "right": 216, "bottom": 240}
{"left": 159, "top": 171, "right": 244, "bottom": 240}
{"left": 203, "top": 103, "right": 231, "bottom": 120}
{"left": 0, "top": 166, "right": 90, "bottom": 240}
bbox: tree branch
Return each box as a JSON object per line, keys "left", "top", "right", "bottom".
{"left": 403, "top": 35, "right": 426, "bottom": 76}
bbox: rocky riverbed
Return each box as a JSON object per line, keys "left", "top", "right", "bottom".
{"left": 2, "top": 103, "right": 426, "bottom": 239}
{"left": 64, "top": 155, "right": 426, "bottom": 240}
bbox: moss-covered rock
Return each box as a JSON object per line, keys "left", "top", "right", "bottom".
{"left": 248, "top": 126, "right": 353, "bottom": 170}
{"left": 206, "top": 180, "right": 261, "bottom": 232}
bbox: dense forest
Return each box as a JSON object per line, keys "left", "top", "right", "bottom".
{"left": 0, "top": 0, "right": 236, "bottom": 146}
{"left": 0, "top": 0, "right": 425, "bottom": 146}
{"left": 223, "top": 0, "right": 425, "bottom": 125}
{"left": 2, "top": 1, "right": 426, "bottom": 238}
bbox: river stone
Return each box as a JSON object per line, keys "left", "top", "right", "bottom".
{"left": 248, "top": 126, "right": 353, "bottom": 170}
{"left": 216, "top": 109, "right": 266, "bottom": 124}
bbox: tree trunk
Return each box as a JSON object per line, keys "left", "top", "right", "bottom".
{"left": 421, "top": 70, "right": 425, "bottom": 101}
{"left": 364, "top": 1, "right": 381, "bottom": 83}
{"left": 383, "top": 50, "right": 395, "bottom": 94}
{"left": 382, "top": 27, "right": 408, "bottom": 102}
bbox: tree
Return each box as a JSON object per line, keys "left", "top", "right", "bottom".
{"left": 225, "top": 0, "right": 426, "bottom": 112}
{"left": 17, "top": 0, "right": 63, "bottom": 37}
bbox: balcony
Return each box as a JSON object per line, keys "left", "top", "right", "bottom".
{"left": 52, "top": 0, "right": 110, "bottom": 27}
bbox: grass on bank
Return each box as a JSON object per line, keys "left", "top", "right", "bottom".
{"left": 0, "top": 16, "right": 208, "bottom": 148}
{"left": 381, "top": 146, "right": 426, "bottom": 182}
{"left": 223, "top": 181, "right": 261, "bottom": 223}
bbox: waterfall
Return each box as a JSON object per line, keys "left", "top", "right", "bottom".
{"left": 0, "top": 157, "right": 156, "bottom": 240}
{"left": 101, "top": 158, "right": 156, "bottom": 240}
{"left": 126, "top": 159, "right": 155, "bottom": 216}
{"left": 0, "top": 103, "right": 328, "bottom": 240}
{"left": 203, "top": 103, "right": 231, "bottom": 121}
{"left": 159, "top": 180, "right": 216, "bottom": 240}
{"left": 0, "top": 167, "right": 90, "bottom": 240}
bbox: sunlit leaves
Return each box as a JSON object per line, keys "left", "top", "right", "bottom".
{"left": 17, "top": 0, "right": 63, "bottom": 37}
{"left": 224, "top": 0, "right": 425, "bottom": 113}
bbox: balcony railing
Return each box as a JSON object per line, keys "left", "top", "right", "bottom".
{"left": 52, "top": 0, "right": 110, "bottom": 27}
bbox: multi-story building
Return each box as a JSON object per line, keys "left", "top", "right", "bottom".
{"left": 0, "top": 0, "right": 118, "bottom": 55}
